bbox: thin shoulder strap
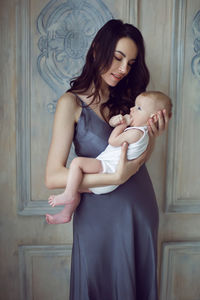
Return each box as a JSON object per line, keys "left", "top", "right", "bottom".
{"left": 70, "top": 92, "right": 87, "bottom": 107}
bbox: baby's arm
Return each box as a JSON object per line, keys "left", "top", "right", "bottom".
{"left": 109, "top": 126, "right": 143, "bottom": 147}
{"left": 123, "top": 114, "right": 132, "bottom": 126}
{"left": 108, "top": 122, "right": 128, "bottom": 143}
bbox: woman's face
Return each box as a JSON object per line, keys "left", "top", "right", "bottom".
{"left": 101, "top": 37, "right": 138, "bottom": 87}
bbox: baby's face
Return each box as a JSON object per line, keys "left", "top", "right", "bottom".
{"left": 130, "top": 95, "right": 155, "bottom": 126}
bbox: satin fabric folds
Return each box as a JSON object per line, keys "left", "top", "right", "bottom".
{"left": 70, "top": 96, "right": 159, "bottom": 300}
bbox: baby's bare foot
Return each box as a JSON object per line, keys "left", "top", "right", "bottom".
{"left": 46, "top": 212, "right": 72, "bottom": 224}
{"left": 46, "top": 194, "right": 80, "bottom": 224}
{"left": 48, "top": 193, "right": 69, "bottom": 207}
{"left": 48, "top": 192, "right": 79, "bottom": 207}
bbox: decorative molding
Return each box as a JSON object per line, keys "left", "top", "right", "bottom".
{"left": 160, "top": 241, "right": 200, "bottom": 300}
{"left": 16, "top": 0, "right": 32, "bottom": 215}
{"left": 191, "top": 10, "right": 200, "bottom": 80}
{"left": 36, "top": 0, "right": 113, "bottom": 112}
{"left": 19, "top": 245, "right": 72, "bottom": 300}
{"left": 165, "top": 0, "right": 200, "bottom": 213}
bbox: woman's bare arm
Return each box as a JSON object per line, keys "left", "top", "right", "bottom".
{"left": 45, "top": 93, "right": 135, "bottom": 190}
{"left": 45, "top": 93, "right": 78, "bottom": 189}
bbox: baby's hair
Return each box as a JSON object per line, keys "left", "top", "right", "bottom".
{"left": 141, "top": 91, "right": 172, "bottom": 117}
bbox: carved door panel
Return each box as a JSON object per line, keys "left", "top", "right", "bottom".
{"left": 1, "top": 0, "right": 200, "bottom": 299}
{"left": 138, "top": 0, "right": 200, "bottom": 299}
{"left": 140, "top": 0, "right": 200, "bottom": 299}
{"left": 158, "top": 1, "right": 200, "bottom": 299}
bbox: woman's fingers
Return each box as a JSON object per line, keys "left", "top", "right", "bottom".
{"left": 120, "top": 142, "right": 128, "bottom": 161}
{"left": 148, "top": 108, "right": 171, "bottom": 137}
{"left": 137, "top": 149, "right": 147, "bottom": 166}
{"left": 148, "top": 118, "right": 159, "bottom": 137}
{"left": 78, "top": 188, "right": 91, "bottom": 193}
{"left": 117, "top": 142, "right": 145, "bottom": 184}
{"left": 157, "top": 111, "right": 165, "bottom": 133}
{"left": 115, "top": 142, "right": 130, "bottom": 184}
{"left": 131, "top": 145, "right": 148, "bottom": 170}
{"left": 117, "top": 139, "right": 154, "bottom": 185}
{"left": 163, "top": 109, "right": 170, "bottom": 130}
{"left": 117, "top": 142, "right": 128, "bottom": 173}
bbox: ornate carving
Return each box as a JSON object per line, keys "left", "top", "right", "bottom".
{"left": 191, "top": 10, "right": 200, "bottom": 80}
{"left": 36, "top": 0, "right": 113, "bottom": 112}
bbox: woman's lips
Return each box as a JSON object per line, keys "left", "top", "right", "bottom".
{"left": 111, "top": 73, "right": 122, "bottom": 81}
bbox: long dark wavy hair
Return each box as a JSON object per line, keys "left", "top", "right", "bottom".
{"left": 68, "top": 19, "right": 150, "bottom": 120}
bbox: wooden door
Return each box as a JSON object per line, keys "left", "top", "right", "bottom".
{"left": 1, "top": 0, "right": 200, "bottom": 299}
{"left": 140, "top": 0, "right": 200, "bottom": 299}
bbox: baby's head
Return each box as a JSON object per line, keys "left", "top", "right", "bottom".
{"left": 130, "top": 91, "right": 172, "bottom": 127}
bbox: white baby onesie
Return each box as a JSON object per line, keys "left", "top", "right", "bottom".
{"left": 90, "top": 126, "right": 149, "bottom": 194}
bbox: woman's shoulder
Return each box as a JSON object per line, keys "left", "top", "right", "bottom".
{"left": 57, "top": 91, "right": 77, "bottom": 106}
{"left": 56, "top": 92, "right": 82, "bottom": 123}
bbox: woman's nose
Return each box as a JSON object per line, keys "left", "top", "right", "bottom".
{"left": 119, "top": 63, "right": 128, "bottom": 74}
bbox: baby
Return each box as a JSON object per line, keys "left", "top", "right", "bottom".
{"left": 46, "top": 91, "right": 172, "bottom": 224}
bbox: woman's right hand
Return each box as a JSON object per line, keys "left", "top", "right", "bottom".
{"left": 115, "top": 142, "right": 148, "bottom": 185}
{"left": 148, "top": 109, "right": 171, "bottom": 137}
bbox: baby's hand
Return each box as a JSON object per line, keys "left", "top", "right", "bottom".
{"left": 109, "top": 114, "right": 124, "bottom": 127}
{"left": 123, "top": 114, "right": 132, "bottom": 126}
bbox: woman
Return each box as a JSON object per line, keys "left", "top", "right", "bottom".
{"left": 45, "top": 19, "right": 169, "bottom": 300}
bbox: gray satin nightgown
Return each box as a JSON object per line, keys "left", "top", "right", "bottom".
{"left": 70, "top": 96, "right": 159, "bottom": 300}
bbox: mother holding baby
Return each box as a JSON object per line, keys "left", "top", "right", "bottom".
{"left": 45, "top": 19, "right": 170, "bottom": 300}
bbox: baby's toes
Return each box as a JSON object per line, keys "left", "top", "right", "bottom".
{"left": 49, "top": 201, "right": 55, "bottom": 207}
{"left": 46, "top": 214, "right": 51, "bottom": 224}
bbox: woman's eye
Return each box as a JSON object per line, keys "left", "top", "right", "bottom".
{"left": 137, "top": 106, "right": 141, "bottom": 110}
{"left": 114, "top": 56, "right": 121, "bottom": 61}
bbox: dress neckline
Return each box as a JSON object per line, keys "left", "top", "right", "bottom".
{"left": 75, "top": 94, "right": 110, "bottom": 126}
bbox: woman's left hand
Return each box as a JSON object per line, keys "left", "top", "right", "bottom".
{"left": 147, "top": 109, "right": 171, "bottom": 137}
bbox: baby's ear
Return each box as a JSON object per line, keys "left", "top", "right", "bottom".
{"left": 150, "top": 113, "right": 158, "bottom": 123}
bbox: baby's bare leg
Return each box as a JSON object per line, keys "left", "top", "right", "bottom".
{"left": 48, "top": 157, "right": 102, "bottom": 207}
{"left": 46, "top": 157, "right": 102, "bottom": 224}
{"left": 46, "top": 193, "right": 80, "bottom": 224}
